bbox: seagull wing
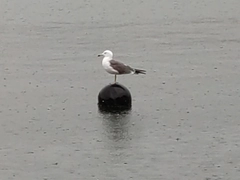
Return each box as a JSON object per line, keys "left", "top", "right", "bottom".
{"left": 109, "top": 60, "right": 134, "bottom": 74}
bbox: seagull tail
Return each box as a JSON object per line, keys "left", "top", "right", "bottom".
{"left": 134, "top": 68, "right": 146, "bottom": 74}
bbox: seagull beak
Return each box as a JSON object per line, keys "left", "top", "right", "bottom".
{"left": 97, "top": 54, "right": 103, "bottom": 57}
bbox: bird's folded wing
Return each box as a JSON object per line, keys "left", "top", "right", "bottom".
{"left": 110, "top": 60, "right": 133, "bottom": 74}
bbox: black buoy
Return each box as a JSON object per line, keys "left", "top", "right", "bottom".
{"left": 98, "top": 83, "right": 132, "bottom": 112}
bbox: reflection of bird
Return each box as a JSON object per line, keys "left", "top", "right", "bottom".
{"left": 98, "top": 50, "right": 146, "bottom": 83}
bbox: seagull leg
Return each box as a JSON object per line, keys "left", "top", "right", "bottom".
{"left": 114, "top": 75, "right": 117, "bottom": 83}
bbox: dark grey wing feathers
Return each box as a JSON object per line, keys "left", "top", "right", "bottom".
{"left": 110, "top": 60, "right": 133, "bottom": 74}
{"left": 110, "top": 59, "right": 146, "bottom": 75}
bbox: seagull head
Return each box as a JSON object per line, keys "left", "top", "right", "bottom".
{"left": 97, "top": 50, "right": 113, "bottom": 58}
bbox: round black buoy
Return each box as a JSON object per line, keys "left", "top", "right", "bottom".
{"left": 98, "top": 83, "right": 132, "bottom": 112}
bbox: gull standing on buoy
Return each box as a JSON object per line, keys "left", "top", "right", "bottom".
{"left": 97, "top": 50, "right": 146, "bottom": 83}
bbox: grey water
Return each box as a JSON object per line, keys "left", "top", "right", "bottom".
{"left": 1, "top": 0, "right": 240, "bottom": 179}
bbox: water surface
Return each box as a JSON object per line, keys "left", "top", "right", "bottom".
{"left": 1, "top": 0, "right": 240, "bottom": 179}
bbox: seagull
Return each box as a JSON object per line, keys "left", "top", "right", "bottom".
{"left": 97, "top": 50, "right": 146, "bottom": 83}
